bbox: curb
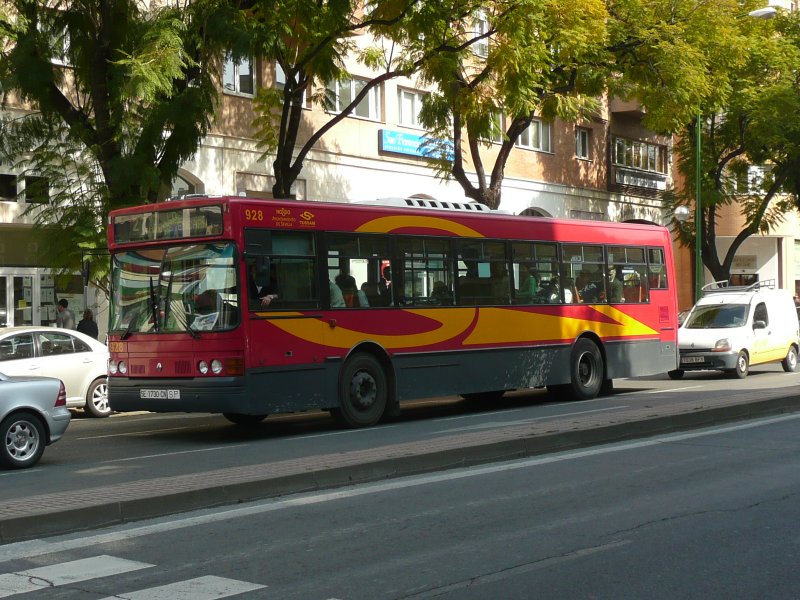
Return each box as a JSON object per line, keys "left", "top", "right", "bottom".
{"left": 1, "top": 392, "right": 798, "bottom": 544}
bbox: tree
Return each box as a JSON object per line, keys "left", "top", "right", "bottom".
{"left": 667, "top": 8, "right": 800, "bottom": 283}
{"left": 0, "top": 0, "right": 233, "bottom": 278}
{"left": 247, "top": 0, "right": 492, "bottom": 199}
{"left": 416, "top": 0, "right": 753, "bottom": 209}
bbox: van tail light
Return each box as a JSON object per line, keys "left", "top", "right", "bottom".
{"left": 55, "top": 381, "right": 67, "bottom": 407}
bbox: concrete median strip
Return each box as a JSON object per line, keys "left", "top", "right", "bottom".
{"left": 1, "top": 389, "right": 798, "bottom": 543}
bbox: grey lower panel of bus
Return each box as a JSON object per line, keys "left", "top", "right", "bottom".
{"left": 392, "top": 339, "right": 673, "bottom": 400}
{"left": 109, "top": 339, "right": 675, "bottom": 415}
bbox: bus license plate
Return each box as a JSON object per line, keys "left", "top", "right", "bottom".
{"left": 681, "top": 356, "right": 705, "bottom": 364}
{"left": 140, "top": 389, "right": 181, "bottom": 399}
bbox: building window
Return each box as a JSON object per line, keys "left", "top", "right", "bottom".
{"left": 398, "top": 89, "right": 424, "bottom": 128}
{"left": 516, "top": 120, "right": 551, "bottom": 152}
{"left": 612, "top": 137, "right": 667, "bottom": 174}
{"left": 473, "top": 11, "right": 489, "bottom": 58}
{"left": 0, "top": 174, "right": 16, "bottom": 201}
{"left": 275, "top": 63, "right": 308, "bottom": 106}
{"left": 24, "top": 176, "right": 49, "bottom": 204}
{"left": 576, "top": 127, "right": 590, "bottom": 160}
{"left": 327, "top": 78, "right": 381, "bottom": 120}
{"left": 223, "top": 54, "right": 255, "bottom": 96}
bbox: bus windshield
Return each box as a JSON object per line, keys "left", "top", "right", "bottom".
{"left": 110, "top": 242, "right": 239, "bottom": 335}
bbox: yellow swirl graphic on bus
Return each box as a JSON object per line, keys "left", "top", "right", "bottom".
{"left": 463, "top": 305, "right": 657, "bottom": 345}
{"left": 261, "top": 306, "right": 657, "bottom": 350}
{"left": 355, "top": 216, "right": 484, "bottom": 237}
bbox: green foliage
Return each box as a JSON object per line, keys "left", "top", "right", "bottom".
{"left": 666, "top": 6, "right": 800, "bottom": 281}
{"left": 0, "top": 0, "right": 230, "bottom": 276}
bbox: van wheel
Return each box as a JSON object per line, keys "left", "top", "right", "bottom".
{"left": 566, "top": 338, "right": 604, "bottom": 400}
{"left": 667, "top": 370, "right": 684, "bottom": 380}
{"left": 335, "top": 353, "right": 387, "bottom": 428}
{"left": 728, "top": 351, "right": 749, "bottom": 379}
{"left": 782, "top": 346, "right": 799, "bottom": 372}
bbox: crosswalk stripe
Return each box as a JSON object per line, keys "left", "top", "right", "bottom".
{"left": 0, "top": 555, "right": 152, "bottom": 597}
{"left": 97, "top": 575, "right": 266, "bottom": 599}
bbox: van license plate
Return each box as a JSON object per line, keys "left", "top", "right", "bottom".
{"left": 681, "top": 356, "right": 704, "bottom": 364}
{"left": 140, "top": 389, "right": 181, "bottom": 399}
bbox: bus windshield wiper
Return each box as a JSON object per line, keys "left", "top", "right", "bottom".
{"left": 149, "top": 276, "right": 160, "bottom": 333}
{"left": 163, "top": 271, "right": 174, "bottom": 327}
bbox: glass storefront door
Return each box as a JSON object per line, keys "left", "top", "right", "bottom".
{"left": 0, "top": 269, "right": 81, "bottom": 328}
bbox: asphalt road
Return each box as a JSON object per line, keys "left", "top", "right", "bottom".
{"left": 11, "top": 366, "right": 799, "bottom": 497}
{"left": 1, "top": 365, "right": 798, "bottom": 542}
{"left": 2, "top": 411, "right": 800, "bottom": 599}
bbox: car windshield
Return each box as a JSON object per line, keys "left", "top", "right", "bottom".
{"left": 109, "top": 243, "right": 239, "bottom": 335}
{"left": 685, "top": 304, "right": 748, "bottom": 329}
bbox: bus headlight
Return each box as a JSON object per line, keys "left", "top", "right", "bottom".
{"left": 198, "top": 360, "right": 209, "bottom": 374}
{"left": 109, "top": 360, "right": 118, "bottom": 375}
{"left": 211, "top": 359, "right": 223, "bottom": 374}
{"left": 713, "top": 338, "right": 732, "bottom": 352}
{"left": 118, "top": 361, "right": 128, "bottom": 374}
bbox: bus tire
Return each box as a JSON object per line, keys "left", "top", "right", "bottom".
{"left": 567, "top": 338, "right": 604, "bottom": 400}
{"left": 223, "top": 413, "right": 268, "bottom": 426}
{"left": 336, "top": 353, "right": 387, "bottom": 428}
{"left": 667, "top": 369, "right": 685, "bottom": 380}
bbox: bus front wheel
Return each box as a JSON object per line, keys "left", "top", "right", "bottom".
{"left": 335, "top": 353, "right": 387, "bottom": 428}
{"left": 567, "top": 338, "right": 604, "bottom": 400}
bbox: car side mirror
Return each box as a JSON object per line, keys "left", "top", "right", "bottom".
{"left": 753, "top": 320, "right": 767, "bottom": 330}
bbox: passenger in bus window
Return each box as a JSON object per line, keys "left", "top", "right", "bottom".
{"left": 609, "top": 266, "right": 624, "bottom": 303}
{"left": 329, "top": 280, "right": 346, "bottom": 307}
{"left": 430, "top": 281, "right": 452, "bottom": 305}
{"left": 335, "top": 272, "right": 359, "bottom": 307}
{"left": 491, "top": 263, "right": 510, "bottom": 304}
{"left": 517, "top": 267, "right": 539, "bottom": 302}
{"left": 576, "top": 272, "right": 600, "bottom": 303}
{"left": 249, "top": 263, "right": 278, "bottom": 307}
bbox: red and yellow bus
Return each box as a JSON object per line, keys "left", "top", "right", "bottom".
{"left": 106, "top": 196, "right": 679, "bottom": 427}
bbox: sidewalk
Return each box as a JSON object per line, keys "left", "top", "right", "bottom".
{"left": 1, "top": 384, "right": 798, "bottom": 543}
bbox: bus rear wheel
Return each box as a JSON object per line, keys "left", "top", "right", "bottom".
{"left": 335, "top": 353, "right": 387, "bottom": 428}
{"left": 567, "top": 338, "right": 604, "bottom": 400}
{"left": 223, "top": 413, "right": 268, "bottom": 426}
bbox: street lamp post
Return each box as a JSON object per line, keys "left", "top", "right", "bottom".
{"left": 694, "top": 113, "right": 702, "bottom": 301}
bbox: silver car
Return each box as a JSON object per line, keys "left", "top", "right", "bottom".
{"left": 0, "top": 327, "right": 110, "bottom": 417}
{"left": 0, "top": 371, "right": 71, "bottom": 469}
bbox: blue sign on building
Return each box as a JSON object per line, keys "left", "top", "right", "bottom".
{"left": 378, "top": 130, "right": 452, "bottom": 160}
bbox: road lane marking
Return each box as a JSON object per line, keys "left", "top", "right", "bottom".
{"left": 642, "top": 385, "right": 704, "bottom": 394}
{"left": 0, "top": 556, "right": 152, "bottom": 597}
{"left": 77, "top": 426, "right": 194, "bottom": 440}
{"left": 5, "top": 411, "right": 800, "bottom": 561}
{"left": 100, "top": 445, "right": 249, "bottom": 463}
{"left": 97, "top": 575, "right": 265, "bottom": 600}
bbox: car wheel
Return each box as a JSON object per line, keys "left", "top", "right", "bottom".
{"left": 0, "top": 411, "right": 46, "bottom": 469}
{"left": 782, "top": 345, "right": 799, "bottom": 373}
{"left": 335, "top": 353, "right": 387, "bottom": 428}
{"left": 223, "top": 413, "right": 268, "bottom": 426}
{"left": 85, "top": 378, "right": 111, "bottom": 418}
{"left": 729, "top": 351, "right": 749, "bottom": 379}
{"left": 667, "top": 369, "right": 685, "bottom": 380}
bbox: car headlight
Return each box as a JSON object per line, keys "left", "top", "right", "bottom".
{"left": 713, "top": 338, "right": 732, "bottom": 352}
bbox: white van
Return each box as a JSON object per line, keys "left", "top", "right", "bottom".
{"left": 669, "top": 280, "right": 800, "bottom": 379}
